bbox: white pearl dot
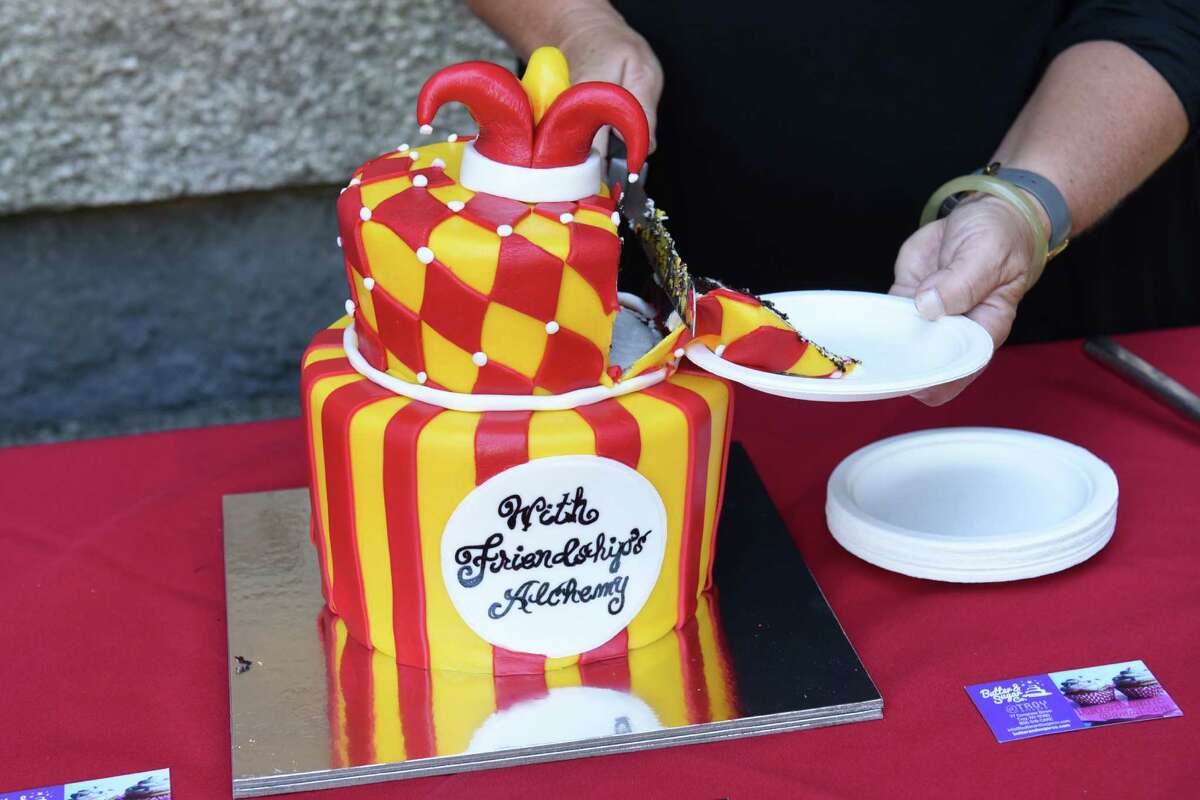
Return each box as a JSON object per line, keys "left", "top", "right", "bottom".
{"left": 545, "top": 320, "right": 560, "bottom": 334}
{"left": 559, "top": 212, "right": 574, "bottom": 224}
{"left": 419, "top": 123, "right": 433, "bottom": 135}
{"left": 674, "top": 347, "right": 685, "bottom": 359}
{"left": 627, "top": 172, "right": 639, "bottom": 184}
{"left": 349, "top": 177, "right": 361, "bottom": 187}
{"left": 345, "top": 299, "right": 356, "bottom": 315}
{"left": 416, "top": 246, "right": 434, "bottom": 264}
{"left": 496, "top": 224, "right": 512, "bottom": 237}
{"left": 397, "top": 143, "right": 410, "bottom": 152}
{"left": 715, "top": 344, "right": 726, "bottom": 357}
{"left": 446, "top": 133, "right": 458, "bottom": 142}
{"left": 472, "top": 351, "right": 488, "bottom": 367}
{"left": 416, "top": 371, "right": 427, "bottom": 384}
{"left": 336, "top": 236, "right": 342, "bottom": 248}
{"left": 363, "top": 277, "right": 375, "bottom": 291}
{"left": 408, "top": 151, "right": 420, "bottom": 160}
{"left": 359, "top": 206, "right": 372, "bottom": 221}
{"left": 447, "top": 200, "right": 465, "bottom": 212}
{"left": 610, "top": 211, "right": 620, "bottom": 225}
{"left": 412, "top": 174, "right": 429, "bottom": 187}
{"left": 431, "top": 157, "right": 446, "bottom": 168}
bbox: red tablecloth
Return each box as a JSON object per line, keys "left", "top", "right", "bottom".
{"left": 3, "top": 328, "right": 1199, "bottom": 799}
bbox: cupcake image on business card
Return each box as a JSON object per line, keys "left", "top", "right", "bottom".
{"left": 1050, "top": 661, "right": 1181, "bottom": 725}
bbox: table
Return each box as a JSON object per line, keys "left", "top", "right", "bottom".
{"left": 3, "top": 328, "right": 1198, "bottom": 798}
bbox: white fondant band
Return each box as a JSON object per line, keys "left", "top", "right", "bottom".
{"left": 344, "top": 324, "right": 667, "bottom": 411}
{"left": 459, "top": 142, "right": 603, "bottom": 203}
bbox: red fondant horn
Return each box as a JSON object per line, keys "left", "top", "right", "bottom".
{"left": 530, "top": 82, "right": 649, "bottom": 176}
{"left": 417, "top": 62, "right": 534, "bottom": 166}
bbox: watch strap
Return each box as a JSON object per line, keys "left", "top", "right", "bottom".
{"left": 977, "top": 166, "right": 1071, "bottom": 253}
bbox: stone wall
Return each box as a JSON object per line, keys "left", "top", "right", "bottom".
{"left": 0, "top": 0, "right": 511, "bottom": 214}
{"left": 1, "top": 1, "right": 515, "bottom": 441}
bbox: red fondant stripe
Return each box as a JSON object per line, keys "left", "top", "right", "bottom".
{"left": 493, "top": 646, "right": 549, "bottom": 679}
{"left": 494, "top": 671, "right": 551, "bottom": 711}
{"left": 704, "top": 375, "right": 735, "bottom": 592}
{"left": 579, "top": 629, "right": 632, "bottom": 691}
{"left": 382, "top": 401, "right": 445, "bottom": 668}
{"left": 309, "top": 327, "right": 346, "bottom": 350}
{"left": 397, "top": 662, "right": 437, "bottom": 760}
{"left": 322, "top": 379, "right": 392, "bottom": 648}
{"left": 721, "top": 326, "right": 809, "bottom": 373}
{"left": 694, "top": 292, "right": 724, "bottom": 338}
{"left": 318, "top": 610, "right": 345, "bottom": 768}
{"left": 302, "top": 357, "right": 360, "bottom": 606}
{"left": 339, "top": 625, "right": 378, "bottom": 766}
{"left": 678, "top": 617, "right": 711, "bottom": 725}
{"left": 573, "top": 398, "right": 641, "bottom": 468}
{"left": 475, "top": 410, "right": 533, "bottom": 484}
{"left": 642, "top": 381, "right": 712, "bottom": 627}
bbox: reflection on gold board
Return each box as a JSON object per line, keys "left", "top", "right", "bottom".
{"left": 318, "top": 592, "right": 739, "bottom": 765}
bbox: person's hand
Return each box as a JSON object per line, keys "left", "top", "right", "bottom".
{"left": 890, "top": 194, "right": 1045, "bottom": 405}
{"left": 554, "top": 8, "right": 663, "bottom": 152}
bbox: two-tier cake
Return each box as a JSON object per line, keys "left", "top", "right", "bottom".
{"left": 302, "top": 48, "right": 854, "bottom": 676}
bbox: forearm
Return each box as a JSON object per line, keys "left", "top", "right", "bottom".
{"left": 466, "top": 0, "right": 622, "bottom": 60}
{"left": 993, "top": 40, "right": 1188, "bottom": 235}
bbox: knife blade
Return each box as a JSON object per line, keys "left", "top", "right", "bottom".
{"left": 607, "top": 148, "right": 697, "bottom": 332}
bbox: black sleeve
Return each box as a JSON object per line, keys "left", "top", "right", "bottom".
{"left": 1049, "top": 1, "right": 1200, "bottom": 136}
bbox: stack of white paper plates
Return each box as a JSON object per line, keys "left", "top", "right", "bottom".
{"left": 826, "top": 428, "right": 1119, "bottom": 582}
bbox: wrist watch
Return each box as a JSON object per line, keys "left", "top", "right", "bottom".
{"left": 939, "top": 162, "right": 1072, "bottom": 259}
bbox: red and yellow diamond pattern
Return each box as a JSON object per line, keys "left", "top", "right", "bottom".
{"left": 337, "top": 138, "right": 624, "bottom": 395}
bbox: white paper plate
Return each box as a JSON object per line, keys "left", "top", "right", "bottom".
{"left": 684, "top": 290, "right": 994, "bottom": 402}
{"left": 825, "top": 428, "right": 1119, "bottom": 582}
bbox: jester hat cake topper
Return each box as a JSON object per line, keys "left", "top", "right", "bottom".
{"left": 417, "top": 48, "right": 648, "bottom": 202}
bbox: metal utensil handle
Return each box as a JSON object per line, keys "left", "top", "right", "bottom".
{"left": 1084, "top": 336, "right": 1200, "bottom": 425}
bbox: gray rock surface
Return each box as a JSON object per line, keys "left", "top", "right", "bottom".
{"left": 0, "top": 186, "right": 348, "bottom": 438}
{"left": 0, "top": 0, "right": 511, "bottom": 214}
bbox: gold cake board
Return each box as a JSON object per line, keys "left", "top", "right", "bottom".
{"left": 225, "top": 446, "right": 882, "bottom": 796}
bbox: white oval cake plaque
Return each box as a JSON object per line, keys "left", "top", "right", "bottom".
{"left": 441, "top": 455, "right": 668, "bottom": 658}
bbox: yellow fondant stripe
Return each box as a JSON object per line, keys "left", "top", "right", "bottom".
{"left": 351, "top": 271, "right": 378, "bottom": 332}
{"left": 333, "top": 617, "right": 350, "bottom": 767}
{"left": 544, "top": 653, "right": 581, "bottom": 672}
{"left": 330, "top": 315, "right": 352, "bottom": 329}
{"left": 431, "top": 669, "right": 496, "bottom": 756}
{"left": 628, "top": 627, "right": 689, "bottom": 728}
{"left": 370, "top": 646, "right": 406, "bottom": 762}
{"left": 303, "top": 347, "right": 346, "bottom": 369}
{"left": 545, "top": 662, "right": 583, "bottom": 689}
{"left": 528, "top": 410, "right": 596, "bottom": 460}
{"left": 616, "top": 392, "right": 686, "bottom": 649}
{"left": 349, "top": 396, "right": 412, "bottom": 655}
{"left": 670, "top": 373, "right": 730, "bottom": 593}
{"left": 309, "top": 372, "right": 364, "bottom": 595}
{"left": 416, "top": 411, "right": 492, "bottom": 672}
{"left": 695, "top": 598, "right": 736, "bottom": 722}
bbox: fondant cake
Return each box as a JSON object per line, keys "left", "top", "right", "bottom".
{"left": 303, "top": 47, "right": 854, "bottom": 675}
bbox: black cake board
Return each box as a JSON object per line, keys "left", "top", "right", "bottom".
{"left": 224, "top": 445, "right": 883, "bottom": 796}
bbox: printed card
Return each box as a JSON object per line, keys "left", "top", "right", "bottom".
{"left": 0, "top": 768, "right": 170, "bottom": 800}
{"left": 966, "top": 660, "right": 1181, "bottom": 743}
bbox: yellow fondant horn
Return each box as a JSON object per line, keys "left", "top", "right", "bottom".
{"left": 522, "top": 46, "right": 571, "bottom": 124}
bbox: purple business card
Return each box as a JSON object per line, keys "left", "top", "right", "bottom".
{"left": 0, "top": 768, "right": 170, "bottom": 800}
{"left": 966, "top": 660, "right": 1181, "bottom": 743}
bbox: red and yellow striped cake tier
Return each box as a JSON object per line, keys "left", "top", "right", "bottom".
{"left": 303, "top": 319, "right": 734, "bottom": 675}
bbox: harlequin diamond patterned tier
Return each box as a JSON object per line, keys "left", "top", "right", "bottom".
{"left": 337, "top": 140, "right": 625, "bottom": 395}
